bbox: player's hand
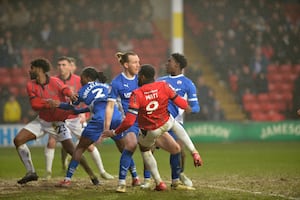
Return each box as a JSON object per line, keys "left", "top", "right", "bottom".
{"left": 192, "top": 151, "right": 203, "bottom": 167}
{"left": 101, "top": 130, "right": 115, "bottom": 138}
{"left": 47, "top": 99, "right": 60, "bottom": 109}
{"left": 70, "top": 93, "right": 78, "bottom": 102}
{"left": 79, "top": 113, "right": 86, "bottom": 124}
{"left": 96, "top": 134, "right": 106, "bottom": 144}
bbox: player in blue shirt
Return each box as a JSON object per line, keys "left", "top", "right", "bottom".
{"left": 104, "top": 52, "right": 150, "bottom": 193}
{"left": 56, "top": 67, "right": 122, "bottom": 187}
{"left": 157, "top": 53, "right": 200, "bottom": 188}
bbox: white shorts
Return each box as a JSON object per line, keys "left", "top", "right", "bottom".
{"left": 138, "top": 115, "right": 177, "bottom": 148}
{"left": 24, "top": 116, "right": 72, "bottom": 142}
{"left": 65, "top": 117, "right": 83, "bottom": 138}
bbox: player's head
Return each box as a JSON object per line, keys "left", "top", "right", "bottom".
{"left": 166, "top": 53, "right": 187, "bottom": 75}
{"left": 115, "top": 51, "right": 140, "bottom": 76}
{"left": 80, "top": 66, "right": 107, "bottom": 86}
{"left": 29, "top": 58, "right": 51, "bottom": 80}
{"left": 57, "top": 56, "right": 72, "bottom": 77}
{"left": 68, "top": 57, "right": 77, "bottom": 74}
{"left": 138, "top": 64, "right": 155, "bottom": 86}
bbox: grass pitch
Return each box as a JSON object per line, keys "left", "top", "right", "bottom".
{"left": 0, "top": 142, "right": 300, "bottom": 200}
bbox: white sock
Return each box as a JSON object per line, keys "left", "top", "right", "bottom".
{"left": 141, "top": 151, "right": 162, "bottom": 185}
{"left": 44, "top": 147, "right": 55, "bottom": 173}
{"left": 118, "top": 179, "right": 126, "bottom": 185}
{"left": 89, "top": 147, "right": 105, "bottom": 174}
{"left": 17, "top": 144, "right": 35, "bottom": 173}
{"left": 172, "top": 121, "right": 196, "bottom": 153}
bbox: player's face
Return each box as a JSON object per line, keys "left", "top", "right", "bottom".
{"left": 57, "top": 60, "right": 71, "bottom": 77}
{"left": 80, "top": 75, "right": 88, "bottom": 86}
{"left": 138, "top": 73, "right": 145, "bottom": 86}
{"left": 70, "top": 61, "right": 77, "bottom": 74}
{"left": 126, "top": 55, "right": 140, "bottom": 76}
{"left": 29, "top": 66, "right": 39, "bottom": 80}
{"left": 165, "top": 56, "right": 177, "bottom": 75}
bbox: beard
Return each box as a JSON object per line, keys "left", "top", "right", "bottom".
{"left": 29, "top": 71, "right": 37, "bottom": 80}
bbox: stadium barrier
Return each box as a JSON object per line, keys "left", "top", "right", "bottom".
{"left": 0, "top": 121, "right": 300, "bottom": 147}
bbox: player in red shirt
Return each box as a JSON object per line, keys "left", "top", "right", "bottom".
{"left": 102, "top": 64, "right": 203, "bottom": 191}
{"left": 13, "top": 58, "right": 98, "bottom": 185}
{"left": 45, "top": 56, "right": 113, "bottom": 181}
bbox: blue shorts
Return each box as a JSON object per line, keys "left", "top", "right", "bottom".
{"left": 81, "top": 120, "right": 103, "bottom": 142}
{"left": 112, "top": 122, "right": 139, "bottom": 141}
{"left": 81, "top": 118, "right": 122, "bottom": 142}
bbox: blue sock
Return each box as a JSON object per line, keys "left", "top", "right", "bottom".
{"left": 129, "top": 157, "right": 138, "bottom": 178}
{"left": 144, "top": 169, "right": 151, "bottom": 179}
{"left": 170, "top": 153, "right": 181, "bottom": 180}
{"left": 119, "top": 150, "right": 133, "bottom": 180}
{"left": 66, "top": 159, "right": 79, "bottom": 179}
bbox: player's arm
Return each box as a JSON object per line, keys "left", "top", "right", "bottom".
{"left": 114, "top": 110, "right": 137, "bottom": 134}
{"left": 165, "top": 83, "right": 191, "bottom": 113}
{"left": 27, "top": 83, "right": 55, "bottom": 110}
{"left": 104, "top": 82, "right": 119, "bottom": 130}
{"left": 187, "top": 82, "right": 200, "bottom": 113}
{"left": 55, "top": 78, "right": 78, "bottom": 102}
{"left": 172, "top": 94, "right": 192, "bottom": 113}
{"left": 104, "top": 100, "right": 115, "bottom": 130}
{"left": 103, "top": 92, "right": 139, "bottom": 137}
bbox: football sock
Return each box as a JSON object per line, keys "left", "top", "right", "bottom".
{"left": 144, "top": 169, "right": 151, "bottom": 179}
{"left": 66, "top": 159, "right": 79, "bottom": 179}
{"left": 17, "top": 144, "right": 35, "bottom": 173}
{"left": 89, "top": 147, "right": 105, "bottom": 174}
{"left": 142, "top": 150, "right": 162, "bottom": 185}
{"left": 129, "top": 157, "right": 138, "bottom": 178}
{"left": 170, "top": 153, "right": 181, "bottom": 180}
{"left": 44, "top": 147, "right": 55, "bottom": 173}
{"left": 119, "top": 150, "right": 133, "bottom": 180}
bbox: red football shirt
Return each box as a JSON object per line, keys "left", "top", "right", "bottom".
{"left": 57, "top": 73, "right": 83, "bottom": 119}
{"left": 27, "top": 75, "right": 73, "bottom": 122}
{"left": 115, "top": 81, "right": 188, "bottom": 134}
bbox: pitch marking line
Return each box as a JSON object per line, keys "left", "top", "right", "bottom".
{"left": 204, "top": 184, "right": 300, "bottom": 200}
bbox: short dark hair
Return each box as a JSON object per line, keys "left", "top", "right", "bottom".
{"left": 171, "top": 53, "right": 187, "bottom": 69}
{"left": 57, "top": 56, "right": 72, "bottom": 63}
{"left": 139, "top": 64, "right": 155, "bottom": 79}
{"left": 30, "top": 58, "right": 51, "bottom": 72}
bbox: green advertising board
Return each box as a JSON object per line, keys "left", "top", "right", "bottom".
{"left": 185, "top": 121, "right": 300, "bottom": 142}
{"left": 0, "top": 121, "right": 300, "bottom": 147}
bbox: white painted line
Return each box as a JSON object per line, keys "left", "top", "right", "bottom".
{"left": 203, "top": 184, "right": 300, "bottom": 200}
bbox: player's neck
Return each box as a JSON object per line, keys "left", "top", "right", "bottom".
{"left": 37, "top": 73, "right": 47, "bottom": 85}
{"left": 123, "top": 71, "right": 135, "bottom": 79}
{"left": 60, "top": 73, "right": 71, "bottom": 81}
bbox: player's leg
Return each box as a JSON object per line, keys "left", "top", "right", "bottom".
{"left": 124, "top": 132, "right": 141, "bottom": 187}
{"left": 44, "top": 135, "right": 56, "bottom": 179}
{"left": 139, "top": 131, "right": 168, "bottom": 191}
{"left": 14, "top": 128, "right": 39, "bottom": 184}
{"left": 61, "top": 147, "right": 68, "bottom": 171}
{"left": 168, "top": 129, "right": 193, "bottom": 187}
{"left": 171, "top": 120, "right": 203, "bottom": 167}
{"left": 140, "top": 145, "right": 156, "bottom": 189}
{"left": 86, "top": 144, "right": 114, "bottom": 180}
{"left": 53, "top": 121, "right": 99, "bottom": 186}
{"left": 112, "top": 131, "right": 139, "bottom": 193}
{"left": 175, "top": 139, "right": 193, "bottom": 187}
{"left": 59, "top": 138, "right": 99, "bottom": 185}
{"left": 57, "top": 136, "right": 94, "bottom": 187}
